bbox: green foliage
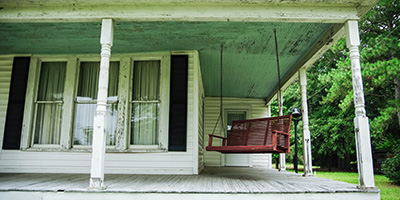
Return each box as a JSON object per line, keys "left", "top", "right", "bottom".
{"left": 273, "top": 0, "right": 400, "bottom": 170}
{"left": 382, "top": 147, "right": 400, "bottom": 185}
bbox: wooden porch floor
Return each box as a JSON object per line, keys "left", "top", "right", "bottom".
{"left": 0, "top": 167, "right": 380, "bottom": 200}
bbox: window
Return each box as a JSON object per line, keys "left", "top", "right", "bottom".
{"left": 131, "top": 61, "right": 160, "bottom": 145}
{"left": 128, "top": 56, "right": 170, "bottom": 151}
{"left": 73, "top": 62, "right": 119, "bottom": 146}
{"left": 21, "top": 53, "right": 173, "bottom": 152}
{"left": 33, "top": 62, "right": 66, "bottom": 145}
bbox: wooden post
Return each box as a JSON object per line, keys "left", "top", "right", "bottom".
{"left": 266, "top": 104, "right": 272, "bottom": 169}
{"left": 266, "top": 104, "right": 271, "bottom": 117}
{"left": 89, "top": 19, "right": 113, "bottom": 190}
{"left": 299, "top": 68, "right": 313, "bottom": 176}
{"left": 345, "top": 20, "right": 375, "bottom": 189}
{"left": 278, "top": 92, "right": 286, "bottom": 171}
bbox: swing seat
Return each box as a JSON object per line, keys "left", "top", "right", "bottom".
{"left": 206, "top": 115, "right": 292, "bottom": 154}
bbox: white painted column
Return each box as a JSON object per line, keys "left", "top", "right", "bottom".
{"left": 266, "top": 104, "right": 271, "bottom": 117}
{"left": 278, "top": 92, "right": 286, "bottom": 171}
{"left": 345, "top": 20, "right": 375, "bottom": 189}
{"left": 266, "top": 104, "right": 272, "bottom": 169}
{"left": 89, "top": 19, "right": 114, "bottom": 190}
{"left": 299, "top": 68, "right": 313, "bottom": 176}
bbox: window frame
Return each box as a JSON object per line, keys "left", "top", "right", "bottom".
{"left": 128, "top": 54, "right": 170, "bottom": 151}
{"left": 31, "top": 60, "right": 67, "bottom": 148}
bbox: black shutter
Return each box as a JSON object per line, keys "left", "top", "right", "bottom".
{"left": 168, "top": 55, "right": 188, "bottom": 151}
{"left": 2, "top": 57, "right": 30, "bottom": 149}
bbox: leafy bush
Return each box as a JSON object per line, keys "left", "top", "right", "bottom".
{"left": 382, "top": 147, "right": 400, "bottom": 185}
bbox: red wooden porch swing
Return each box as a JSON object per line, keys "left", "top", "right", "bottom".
{"left": 206, "top": 30, "right": 293, "bottom": 154}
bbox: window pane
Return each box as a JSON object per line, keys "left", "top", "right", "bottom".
{"left": 131, "top": 103, "right": 159, "bottom": 145}
{"left": 131, "top": 61, "right": 160, "bottom": 145}
{"left": 227, "top": 112, "right": 246, "bottom": 136}
{"left": 73, "top": 103, "right": 96, "bottom": 145}
{"left": 77, "top": 62, "right": 99, "bottom": 100}
{"left": 34, "top": 62, "right": 66, "bottom": 145}
{"left": 132, "top": 61, "right": 160, "bottom": 101}
{"left": 34, "top": 103, "right": 63, "bottom": 144}
{"left": 73, "top": 62, "right": 119, "bottom": 146}
{"left": 73, "top": 103, "right": 118, "bottom": 146}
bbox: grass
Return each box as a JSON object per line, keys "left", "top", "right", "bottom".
{"left": 314, "top": 171, "right": 400, "bottom": 200}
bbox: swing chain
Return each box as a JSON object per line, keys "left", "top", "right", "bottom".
{"left": 211, "top": 44, "right": 225, "bottom": 136}
{"left": 273, "top": 29, "right": 283, "bottom": 113}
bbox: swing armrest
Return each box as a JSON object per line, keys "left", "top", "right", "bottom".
{"left": 209, "top": 135, "right": 226, "bottom": 139}
{"left": 272, "top": 130, "right": 290, "bottom": 136}
{"left": 208, "top": 135, "right": 227, "bottom": 146}
{"left": 272, "top": 130, "right": 290, "bottom": 150}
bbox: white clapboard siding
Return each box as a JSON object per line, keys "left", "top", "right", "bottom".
{"left": 0, "top": 150, "right": 194, "bottom": 174}
{"left": 203, "top": 97, "right": 271, "bottom": 167}
{"left": 0, "top": 56, "right": 13, "bottom": 149}
{"left": 0, "top": 51, "right": 201, "bottom": 175}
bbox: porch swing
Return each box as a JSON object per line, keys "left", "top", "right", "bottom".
{"left": 205, "top": 30, "right": 293, "bottom": 154}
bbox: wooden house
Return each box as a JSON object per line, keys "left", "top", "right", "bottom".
{"left": 0, "top": 0, "right": 380, "bottom": 199}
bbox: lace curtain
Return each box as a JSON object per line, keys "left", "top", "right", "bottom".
{"left": 131, "top": 61, "right": 160, "bottom": 145}
{"left": 34, "top": 62, "right": 66, "bottom": 144}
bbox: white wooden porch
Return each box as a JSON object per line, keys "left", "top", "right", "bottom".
{"left": 0, "top": 167, "right": 379, "bottom": 200}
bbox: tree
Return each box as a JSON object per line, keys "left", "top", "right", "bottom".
{"left": 279, "top": 0, "right": 400, "bottom": 171}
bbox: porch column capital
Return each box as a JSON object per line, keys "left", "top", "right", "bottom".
{"left": 100, "top": 19, "right": 114, "bottom": 46}
{"left": 345, "top": 20, "right": 360, "bottom": 47}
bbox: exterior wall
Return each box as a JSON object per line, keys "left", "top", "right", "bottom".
{"left": 0, "top": 56, "right": 13, "bottom": 150}
{"left": 203, "top": 97, "right": 271, "bottom": 168}
{"left": 0, "top": 51, "right": 201, "bottom": 175}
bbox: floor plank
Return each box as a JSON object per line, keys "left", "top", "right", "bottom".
{"left": 0, "top": 167, "right": 378, "bottom": 194}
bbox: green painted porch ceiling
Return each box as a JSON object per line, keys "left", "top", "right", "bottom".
{"left": 0, "top": 21, "right": 333, "bottom": 99}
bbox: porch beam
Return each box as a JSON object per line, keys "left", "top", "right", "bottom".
{"left": 89, "top": 18, "right": 113, "bottom": 190}
{"left": 345, "top": 20, "right": 375, "bottom": 189}
{"left": 299, "top": 68, "right": 313, "bottom": 176}
{"left": 0, "top": 4, "right": 359, "bottom": 23}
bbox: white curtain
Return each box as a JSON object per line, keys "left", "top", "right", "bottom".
{"left": 34, "top": 62, "right": 66, "bottom": 144}
{"left": 131, "top": 61, "right": 160, "bottom": 145}
{"left": 73, "top": 62, "right": 119, "bottom": 146}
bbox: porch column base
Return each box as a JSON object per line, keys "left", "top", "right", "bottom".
{"left": 89, "top": 178, "right": 106, "bottom": 190}
{"left": 279, "top": 153, "right": 286, "bottom": 171}
{"left": 354, "top": 116, "right": 375, "bottom": 188}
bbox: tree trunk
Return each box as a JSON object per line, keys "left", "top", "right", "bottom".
{"left": 328, "top": 155, "right": 332, "bottom": 171}
{"left": 395, "top": 77, "right": 400, "bottom": 129}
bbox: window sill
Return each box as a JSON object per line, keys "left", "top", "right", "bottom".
{"left": 21, "top": 147, "right": 168, "bottom": 153}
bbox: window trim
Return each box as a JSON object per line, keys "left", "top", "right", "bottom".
{"left": 22, "top": 57, "right": 69, "bottom": 149}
